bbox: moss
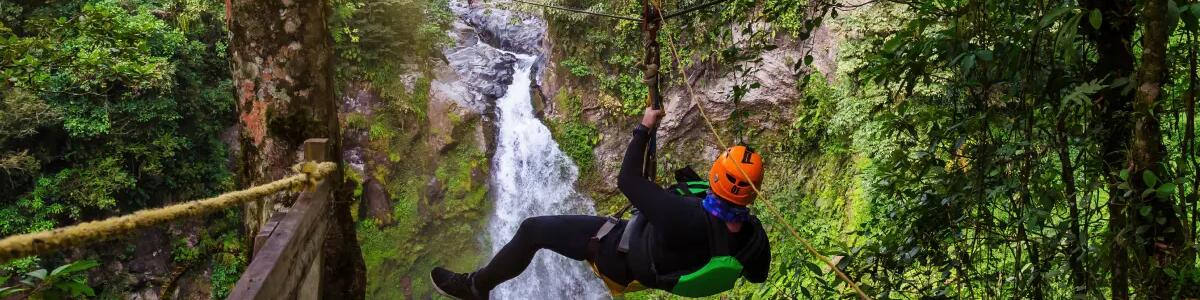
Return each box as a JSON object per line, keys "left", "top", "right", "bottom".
{"left": 547, "top": 89, "right": 600, "bottom": 174}
{"left": 345, "top": 112, "right": 369, "bottom": 130}
{"left": 358, "top": 84, "right": 493, "bottom": 298}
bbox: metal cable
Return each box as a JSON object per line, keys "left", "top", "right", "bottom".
{"left": 509, "top": 0, "right": 642, "bottom": 21}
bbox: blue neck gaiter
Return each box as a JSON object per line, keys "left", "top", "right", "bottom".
{"left": 702, "top": 191, "right": 751, "bottom": 223}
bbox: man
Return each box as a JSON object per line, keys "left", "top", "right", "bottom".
{"left": 431, "top": 107, "right": 771, "bottom": 299}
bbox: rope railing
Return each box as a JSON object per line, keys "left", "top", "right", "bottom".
{"left": 0, "top": 161, "right": 337, "bottom": 264}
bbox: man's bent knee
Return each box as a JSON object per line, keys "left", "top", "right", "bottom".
{"left": 517, "top": 216, "right": 554, "bottom": 236}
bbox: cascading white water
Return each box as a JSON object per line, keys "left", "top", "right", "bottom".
{"left": 486, "top": 53, "right": 609, "bottom": 299}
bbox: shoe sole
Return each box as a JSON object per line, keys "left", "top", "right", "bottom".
{"left": 430, "top": 272, "right": 464, "bottom": 300}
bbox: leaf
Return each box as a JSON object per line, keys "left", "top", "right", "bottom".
{"left": 1039, "top": 6, "right": 1073, "bottom": 28}
{"left": 804, "top": 54, "right": 814, "bottom": 65}
{"left": 1119, "top": 169, "right": 1130, "bottom": 181}
{"left": 1089, "top": 9, "right": 1102, "bottom": 29}
{"left": 802, "top": 260, "right": 822, "bottom": 275}
{"left": 1143, "top": 170, "right": 1159, "bottom": 187}
{"left": 0, "top": 287, "right": 26, "bottom": 298}
{"left": 975, "top": 49, "right": 993, "bottom": 61}
{"left": 961, "top": 54, "right": 976, "bottom": 74}
{"left": 50, "top": 260, "right": 98, "bottom": 277}
{"left": 883, "top": 35, "right": 905, "bottom": 53}
{"left": 54, "top": 280, "right": 94, "bottom": 297}
{"left": 1139, "top": 206, "right": 1152, "bottom": 217}
{"left": 26, "top": 269, "right": 47, "bottom": 281}
{"left": 1157, "top": 182, "right": 1177, "bottom": 198}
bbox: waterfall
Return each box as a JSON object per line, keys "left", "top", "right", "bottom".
{"left": 486, "top": 53, "right": 609, "bottom": 299}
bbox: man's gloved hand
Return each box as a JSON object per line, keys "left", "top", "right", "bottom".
{"left": 641, "top": 106, "right": 665, "bottom": 128}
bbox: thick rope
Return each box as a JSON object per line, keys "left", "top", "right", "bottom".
{"left": 0, "top": 161, "right": 337, "bottom": 264}
{"left": 650, "top": 4, "right": 873, "bottom": 299}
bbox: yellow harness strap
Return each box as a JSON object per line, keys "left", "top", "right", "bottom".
{"left": 587, "top": 261, "right": 646, "bottom": 298}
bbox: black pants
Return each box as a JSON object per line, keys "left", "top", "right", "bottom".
{"left": 474, "top": 215, "right": 631, "bottom": 291}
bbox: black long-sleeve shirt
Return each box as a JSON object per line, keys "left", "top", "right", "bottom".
{"left": 616, "top": 124, "right": 770, "bottom": 283}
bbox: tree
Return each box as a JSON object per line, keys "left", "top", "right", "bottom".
{"left": 1078, "top": 0, "right": 1137, "bottom": 298}
{"left": 1126, "top": 0, "right": 1187, "bottom": 297}
{"left": 226, "top": 0, "right": 365, "bottom": 297}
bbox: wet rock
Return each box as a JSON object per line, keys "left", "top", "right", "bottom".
{"left": 457, "top": 3, "right": 546, "bottom": 56}
{"left": 428, "top": 80, "right": 468, "bottom": 153}
{"left": 451, "top": 1, "right": 549, "bottom": 85}
{"left": 360, "top": 178, "right": 394, "bottom": 226}
{"left": 170, "top": 268, "right": 213, "bottom": 300}
{"left": 340, "top": 83, "right": 377, "bottom": 176}
{"left": 445, "top": 43, "right": 518, "bottom": 100}
{"left": 128, "top": 288, "right": 160, "bottom": 300}
{"left": 423, "top": 176, "right": 446, "bottom": 206}
{"left": 128, "top": 229, "right": 170, "bottom": 283}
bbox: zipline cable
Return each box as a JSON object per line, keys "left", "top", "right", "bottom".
{"left": 649, "top": 2, "right": 874, "bottom": 299}
{"left": 506, "top": 0, "right": 736, "bottom": 23}
{"left": 0, "top": 161, "right": 337, "bottom": 264}
{"left": 509, "top": 0, "right": 642, "bottom": 21}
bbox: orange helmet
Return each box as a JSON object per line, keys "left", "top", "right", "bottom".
{"left": 708, "top": 145, "right": 764, "bottom": 206}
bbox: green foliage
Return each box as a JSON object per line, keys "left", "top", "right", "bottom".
{"left": 544, "top": 0, "right": 1200, "bottom": 298}
{"left": 0, "top": 0, "right": 234, "bottom": 237}
{"left": 346, "top": 112, "right": 370, "bottom": 130}
{"left": 0, "top": 260, "right": 99, "bottom": 300}
{"left": 546, "top": 90, "right": 600, "bottom": 172}
{"left": 208, "top": 243, "right": 246, "bottom": 299}
{"left": 0, "top": 0, "right": 236, "bottom": 294}
{"left": 171, "top": 237, "right": 200, "bottom": 264}
{"left": 331, "top": 0, "right": 453, "bottom": 80}
{"left": 561, "top": 57, "right": 594, "bottom": 77}
{"left": 598, "top": 72, "right": 649, "bottom": 116}
{"left": 554, "top": 122, "right": 600, "bottom": 172}
{"left": 359, "top": 143, "right": 490, "bottom": 298}
{"left": 203, "top": 210, "right": 248, "bottom": 299}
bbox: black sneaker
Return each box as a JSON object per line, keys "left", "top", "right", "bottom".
{"left": 430, "top": 267, "right": 488, "bottom": 300}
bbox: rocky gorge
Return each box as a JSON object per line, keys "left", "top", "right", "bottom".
{"left": 337, "top": 0, "right": 851, "bottom": 297}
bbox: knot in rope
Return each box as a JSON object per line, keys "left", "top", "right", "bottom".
{"left": 291, "top": 161, "right": 333, "bottom": 192}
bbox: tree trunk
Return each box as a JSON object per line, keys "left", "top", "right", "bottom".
{"left": 1128, "top": 0, "right": 1185, "bottom": 297}
{"left": 1056, "top": 117, "right": 1088, "bottom": 297}
{"left": 1187, "top": 33, "right": 1199, "bottom": 254}
{"left": 227, "top": 0, "right": 365, "bottom": 298}
{"left": 1079, "top": 0, "right": 1136, "bottom": 297}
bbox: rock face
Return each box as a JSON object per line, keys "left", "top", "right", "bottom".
{"left": 445, "top": 43, "right": 518, "bottom": 101}
{"left": 542, "top": 13, "right": 847, "bottom": 194}
{"left": 432, "top": 0, "right": 550, "bottom": 155}
{"left": 462, "top": 7, "right": 546, "bottom": 56}
{"left": 341, "top": 82, "right": 378, "bottom": 176}
{"left": 441, "top": 1, "right": 549, "bottom": 112}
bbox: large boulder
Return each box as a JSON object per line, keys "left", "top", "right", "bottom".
{"left": 459, "top": 4, "right": 546, "bottom": 56}
{"left": 444, "top": 42, "right": 518, "bottom": 101}
{"left": 359, "top": 178, "right": 394, "bottom": 226}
